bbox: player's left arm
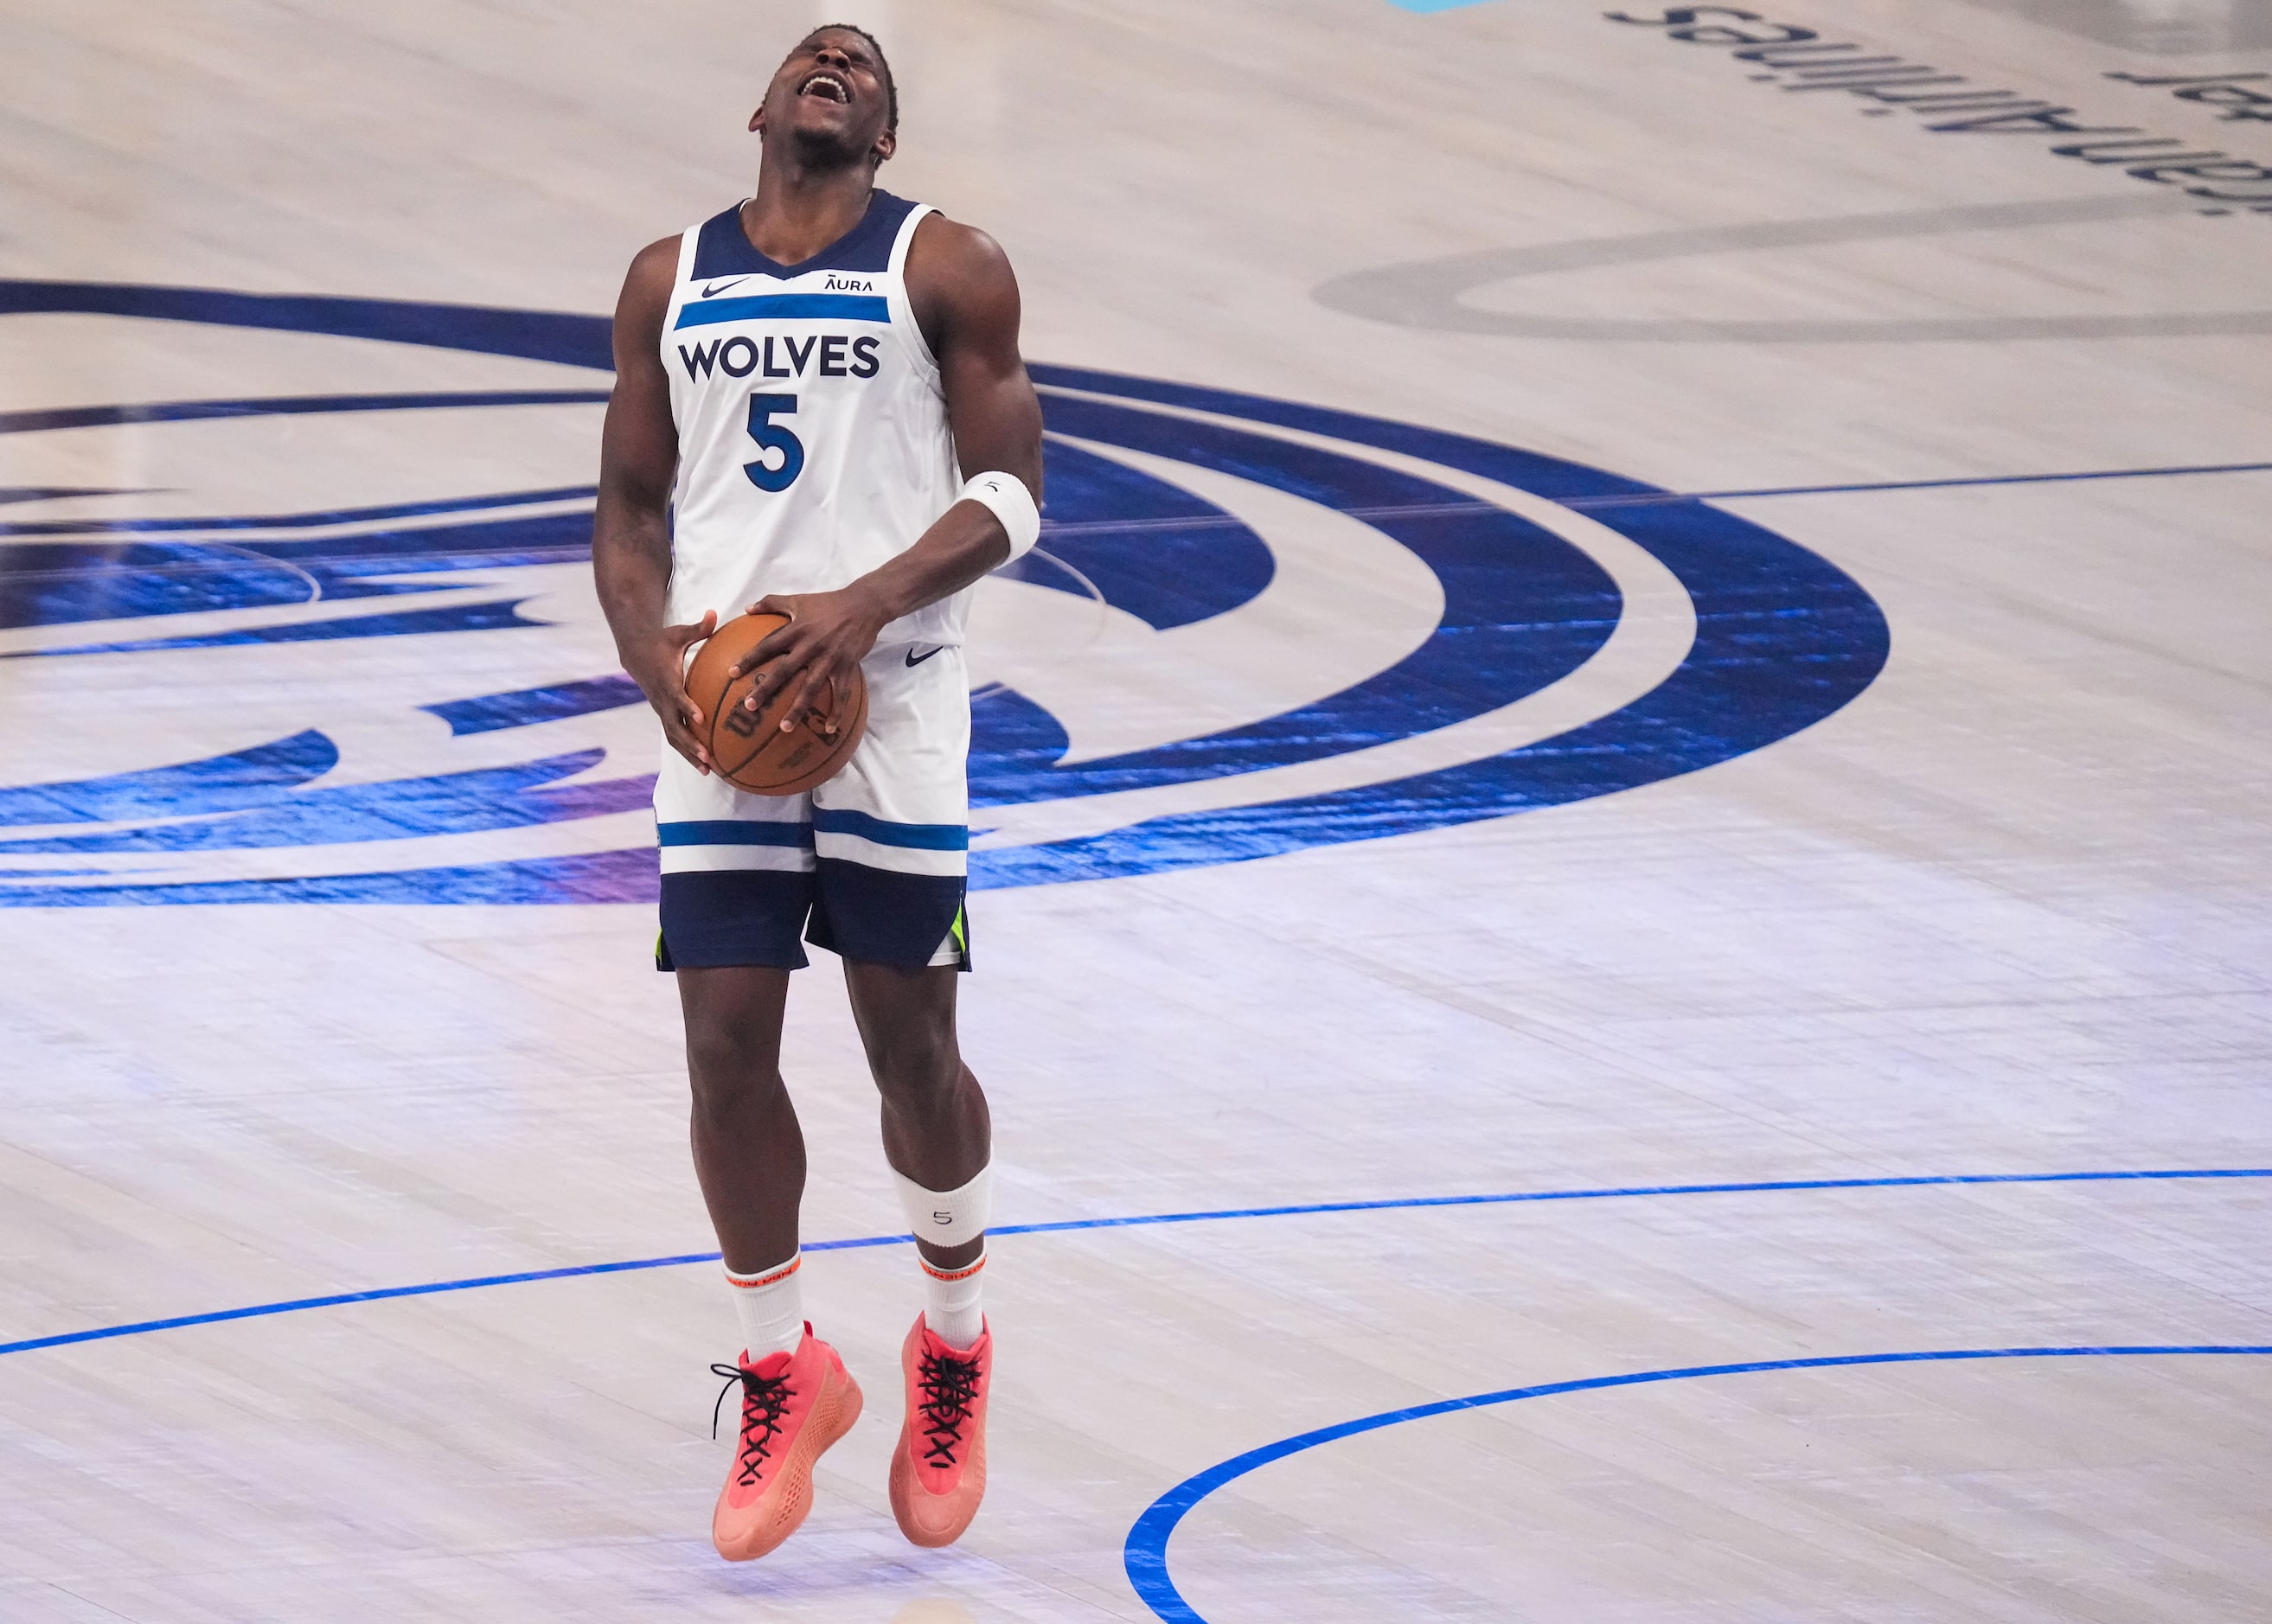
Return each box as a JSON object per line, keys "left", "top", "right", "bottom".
{"left": 734, "top": 215, "right": 1044, "bottom": 733}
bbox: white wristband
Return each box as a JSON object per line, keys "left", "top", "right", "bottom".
{"left": 960, "top": 470, "right": 1040, "bottom": 563}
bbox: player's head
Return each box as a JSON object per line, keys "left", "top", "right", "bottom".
{"left": 749, "top": 24, "right": 898, "bottom": 169}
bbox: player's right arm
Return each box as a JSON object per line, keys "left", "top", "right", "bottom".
{"left": 593, "top": 235, "right": 716, "bottom": 775}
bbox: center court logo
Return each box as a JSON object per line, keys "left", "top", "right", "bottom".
{"left": 0, "top": 280, "right": 1888, "bottom": 906}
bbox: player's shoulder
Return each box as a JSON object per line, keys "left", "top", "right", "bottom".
{"left": 906, "top": 210, "right": 1014, "bottom": 286}
{"left": 626, "top": 232, "right": 684, "bottom": 290}
{"left": 611, "top": 233, "right": 688, "bottom": 350}
{"left": 904, "top": 212, "right": 1019, "bottom": 341}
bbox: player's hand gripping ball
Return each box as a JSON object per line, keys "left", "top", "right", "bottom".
{"left": 684, "top": 612, "right": 868, "bottom": 795}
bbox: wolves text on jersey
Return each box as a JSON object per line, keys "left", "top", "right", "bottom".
{"left": 678, "top": 333, "right": 882, "bottom": 382}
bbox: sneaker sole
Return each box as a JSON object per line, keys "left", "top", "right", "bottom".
{"left": 713, "top": 1364, "right": 865, "bottom": 1562}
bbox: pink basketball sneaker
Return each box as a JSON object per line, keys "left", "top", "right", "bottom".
{"left": 888, "top": 1314, "right": 992, "bottom": 1547}
{"left": 708, "top": 1326, "right": 863, "bottom": 1561}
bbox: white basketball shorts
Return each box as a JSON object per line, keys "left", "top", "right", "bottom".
{"left": 654, "top": 638, "right": 970, "bottom": 972}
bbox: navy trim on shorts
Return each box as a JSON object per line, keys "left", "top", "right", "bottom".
{"left": 657, "top": 862, "right": 970, "bottom": 973}
{"left": 657, "top": 869, "right": 813, "bottom": 971}
{"left": 805, "top": 859, "right": 968, "bottom": 971}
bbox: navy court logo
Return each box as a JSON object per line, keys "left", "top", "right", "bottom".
{"left": 0, "top": 280, "right": 1888, "bottom": 905}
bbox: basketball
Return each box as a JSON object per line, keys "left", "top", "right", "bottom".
{"left": 683, "top": 611, "right": 868, "bottom": 796}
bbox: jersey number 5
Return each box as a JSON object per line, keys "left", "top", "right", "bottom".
{"left": 741, "top": 393, "right": 804, "bottom": 492}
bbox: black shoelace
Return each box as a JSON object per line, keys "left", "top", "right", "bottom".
{"left": 711, "top": 1362, "right": 795, "bottom": 1487}
{"left": 914, "top": 1348, "right": 983, "bottom": 1469}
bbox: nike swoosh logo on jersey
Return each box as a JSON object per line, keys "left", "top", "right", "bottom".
{"left": 700, "top": 277, "right": 752, "bottom": 297}
{"left": 905, "top": 645, "right": 945, "bottom": 667}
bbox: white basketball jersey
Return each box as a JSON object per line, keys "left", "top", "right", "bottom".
{"left": 661, "top": 192, "right": 965, "bottom": 648}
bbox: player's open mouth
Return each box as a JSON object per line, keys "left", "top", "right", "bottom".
{"left": 797, "top": 72, "right": 851, "bottom": 105}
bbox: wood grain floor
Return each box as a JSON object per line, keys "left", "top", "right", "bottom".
{"left": 1, "top": 1, "right": 2268, "bottom": 1619}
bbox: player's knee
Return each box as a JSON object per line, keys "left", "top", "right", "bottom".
{"left": 689, "top": 1065, "right": 788, "bottom": 1128}
{"left": 684, "top": 1023, "right": 785, "bottom": 1115}
{"left": 865, "top": 1028, "right": 963, "bottom": 1110}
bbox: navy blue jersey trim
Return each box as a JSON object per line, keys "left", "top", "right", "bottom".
{"left": 811, "top": 808, "right": 969, "bottom": 851}
{"left": 688, "top": 191, "right": 921, "bottom": 282}
{"left": 656, "top": 819, "right": 814, "bottom": 848}
{"left": 673, "top": 293, "right": 891, "bottom": 329}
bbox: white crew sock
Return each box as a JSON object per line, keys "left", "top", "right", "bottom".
{"left": 725, "top": 1252, "right": 806, "bottom": 1362}
{"left": 895, "top": 1164, "right": 994, "bottom": 1348}
{"left": 920, "top": 1248, "right": 987, "bottom": 1350}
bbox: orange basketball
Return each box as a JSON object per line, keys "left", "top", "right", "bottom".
{"left": 684, "top": 611, "right": 868, "bottom": 796}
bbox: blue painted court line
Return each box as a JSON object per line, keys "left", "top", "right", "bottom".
{"left": 1384, "top": 0, "right": 1501, "bottom": 12}
{"left": 1123, "top": 1343, "right": 2272, "bottom": 1624}
{"left": 0, "top": 483, "right": 598, "bottom": 539}
{"left": 2, "top": 1167, "right": 2263, "bottom": 1360}
{"left": 0, "top": 391, "right": 609, "bottom": 437}
{"left": 1568, "top": 457, "right": 2272, "bottom": 509}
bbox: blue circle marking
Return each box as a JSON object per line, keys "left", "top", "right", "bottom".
{"left": 1122, "top": 1345, "right": 2272, "bottom": 1624}
{"left": 0, "top": 280, "right": 1890, "bottom": 903}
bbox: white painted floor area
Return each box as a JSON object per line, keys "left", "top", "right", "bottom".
{"left": 1, "top": 1, "right": 2269, "bottom": 1620}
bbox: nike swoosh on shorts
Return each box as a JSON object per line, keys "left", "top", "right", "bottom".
{"left": 905, "top": 646, "right": 944, "bottom": 668}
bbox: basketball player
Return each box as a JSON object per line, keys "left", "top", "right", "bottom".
{"left": 591, "top": 24, "right": 1042, "bottom": 1559}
